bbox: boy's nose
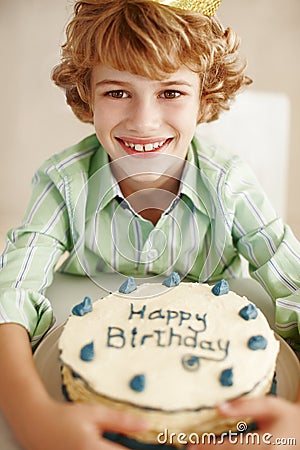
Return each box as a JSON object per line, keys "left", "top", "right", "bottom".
{"left": 125, "top": 97, "right": 161, "bottom": 133}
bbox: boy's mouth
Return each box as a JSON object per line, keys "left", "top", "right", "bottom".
{"left": 116, "top": 137, "right": 172, "bottom": 153}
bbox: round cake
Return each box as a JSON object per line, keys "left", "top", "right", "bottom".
{"left": 58, "top": 275, "right": 279, "bottom": 446}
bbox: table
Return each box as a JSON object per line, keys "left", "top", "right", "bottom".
{"left": 0, "top": 274, "right": 298, "bottom": 450}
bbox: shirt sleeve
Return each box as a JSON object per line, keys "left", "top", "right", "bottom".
{"left": 224, "top": 157, "right": 300, "bottom": 347}
{"left": 0, "top": 163, "right": 71, "bottom": 348}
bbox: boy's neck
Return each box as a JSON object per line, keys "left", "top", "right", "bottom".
{"left": 119, "top": 173, "right": 180, "bottom": 197}
{"left": 118, "top": 175, "right": 181, "bottom": 226}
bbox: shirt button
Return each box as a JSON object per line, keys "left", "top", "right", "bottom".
{"left": 147, "top": 249, "right": 158, "bottom": 260}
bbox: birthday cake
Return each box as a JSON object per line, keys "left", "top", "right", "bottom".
{"left": 58, "top": 275, "right": 279, "bottom": 446}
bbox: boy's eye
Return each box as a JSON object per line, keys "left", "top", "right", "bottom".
{"left": 160, "top": 90, "right": 181, "bottom": 99}
{"left": 107, "top": 90, "right": 128, "bottom": 99}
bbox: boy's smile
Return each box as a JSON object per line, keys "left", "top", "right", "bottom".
{"left": 116, "top": 136, "right": 173, "bottom": 154}
{"left": 91, "top": 64, "right": 201, "bottom": 195}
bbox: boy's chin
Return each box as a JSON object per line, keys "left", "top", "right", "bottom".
{"left": 127, "top": 172, "right": 171, "bottom": 185}
{"left": 110, "top": 153, "right": 185, "bottom": 184}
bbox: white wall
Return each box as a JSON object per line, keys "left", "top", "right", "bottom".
{"left": 0, "top": 0, "right": 299, "bottom": 245}
{"left": 0, "top": 0, "right": 93, "bottom": 238}
{"left": 217, "top": 0, "right": 300, "bottom": 238}
{"left": 197, "top": 90, "right": 290, "bottom": 218}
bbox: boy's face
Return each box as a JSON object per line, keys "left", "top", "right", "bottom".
{"left": 91, "top": 64, "right": 201, "bottom": 188}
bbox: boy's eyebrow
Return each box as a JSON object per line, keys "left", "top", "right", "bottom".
{"left": 157, "top": 80, "right": 194, "bottom": 88}
{"left": 95, "top": 80, "right": 131, "bottom": 87}
{"left": 95, "top": 79, "right": 194, "bottom": 88}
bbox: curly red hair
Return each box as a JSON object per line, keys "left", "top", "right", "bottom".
{"left": 52, "top": 0, "right": 251, "bottom": 124}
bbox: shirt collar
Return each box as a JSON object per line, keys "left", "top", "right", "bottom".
{"left": 88, "top": 145, "right": 122, "bottom": 213}
{"left": 180, "top": 141, "right": 213, "bottom": 217}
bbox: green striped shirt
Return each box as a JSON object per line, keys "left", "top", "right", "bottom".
{"left": 0, "top": 133, "right": 299, "bottom": 348}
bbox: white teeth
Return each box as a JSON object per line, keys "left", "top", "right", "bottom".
{"left": 134, "top": 144, "right": 144, "bottom": 152}
{"left": 145, "top": 143, "right": 154, "bottom": 151}
{"left": 122, "top": 139, "right": 167, "bottom": 152}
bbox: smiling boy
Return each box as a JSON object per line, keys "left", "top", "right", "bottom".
{"left": 0, "top": 1, "right": 299, "bottom": 450}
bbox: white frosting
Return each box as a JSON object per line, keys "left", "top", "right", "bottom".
{"left": 59, "top": 282, "right": 279, "bottom": 411}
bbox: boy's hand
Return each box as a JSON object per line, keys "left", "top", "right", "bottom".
{"left": 0, "top": 324, "right": 148, "bottom": 450}
{"left": 15, "top": 399, "right": 148, "bottom": 450}
{"left": 188, "top": 390, "right": 300, "bottom": 449}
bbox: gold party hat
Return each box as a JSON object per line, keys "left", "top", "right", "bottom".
{"left": 157, "top": 0, "right": 222, "bottom": 16}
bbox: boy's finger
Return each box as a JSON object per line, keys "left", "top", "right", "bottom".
{"left": 94, "top": 406, "right": 148, "bottom": 433}
{"left": 218, "top": 395, "right": 282, "bottom": 421}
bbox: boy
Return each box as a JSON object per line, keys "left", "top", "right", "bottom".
{"left": 0, "top": 1, "right": 299, "bottom": 449}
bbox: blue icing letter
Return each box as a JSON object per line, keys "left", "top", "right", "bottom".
{"left": 212, "top": 279, "right": 229, "bottom": 296}
{"left": 248, "top": 335, "right": 268, "bottom": 350}
{"left": 220, "top": 368, "right": 233, "bottom": 387}
{"left": 72, "top": 296, "right": 93, "bottom": 316}
{"left": 162, "top": 272, "right": 180, "bottom": 287}
{"left": 119, "top": 277, "right": 137, "bottom": 294}
{"left": 239, "top": 304, "right": 258, "bottom": 321}
{"left": 129, "top": 374, "right": 146, "bottom": 392}
{"left": 80, "top": 342, "right": 95, "bottom": 361}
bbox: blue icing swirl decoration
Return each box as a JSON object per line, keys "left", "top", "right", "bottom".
{"left": 212, "top": 279, "right": 229, "bottom": 296}
{"left": 248, "top": 335, "right": 268, "bottom": 350}
{"left": 220, "top": 368, "right": 233, "bottom": 387}
{"left": 182, "top": 354, "right": 200, "bottom": 371}
{"left": 119, "top": 276, "right": 137, "bottom": 294}
{"left": 162, "top": 272, "right": 181, "bottom": 287}
{"left": 239, "top": 304, "right": 258, "bottom": 321}
{"left": 80, "top": 342, "right": 95, "bottom": 361}
{"left": 129, "top": 374, "right": 146, "bottom": 392}
{"left": 72, "top": 296, "right": 93, "bottom": 316}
